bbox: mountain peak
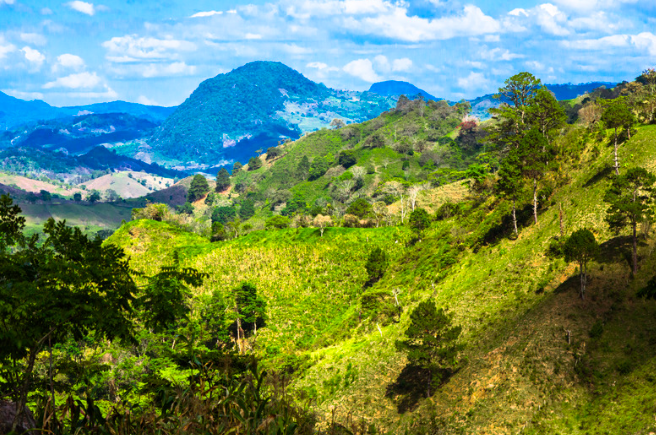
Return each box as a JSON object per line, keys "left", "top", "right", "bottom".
{"left": 368, "top": 80, "right": 437, "bottom": 101}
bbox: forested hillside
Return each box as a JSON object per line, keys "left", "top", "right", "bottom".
{"left": 4, "top": 69, "right": 656, "bottom": 434}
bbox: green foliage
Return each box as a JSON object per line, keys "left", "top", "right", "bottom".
{"left": 265, "top": 215, "right": 290, "bottom": 229}
{"left": 212, "top": 206, "right": 236, "bottom": 224}
{"left": 187, "top": 174, "right": 210, "bottom": 202}
{"left": 296, "top": 155, "right": 310, "bottom": 180}
{"left": 562, "top": 229, "right": 599, "bottom": 299}
{"left": 239, "top": 199, "right": 256, "bottom": 220}
{"left": 215, "top": 168, "right": 231, "bottom": 192}
{"left": 365, "top": 247, "right": 388, "bottom": 284}
{"left": 266, "top": 146, "right": 282, "bottom": 160}
{"left": 211, "top": 222, "right": 228, "bottom": 241}
{"left": 345, "top": 198, "right": 373, "bottom": 219}
{"left": 232, "top": 282, "right": 267, "bottom": 338}
{"left": 395, "top": 301, "right": 462, "bottom": 397}
{"left": 281, "top": 193, "right": 306, "bottom": 216}
{"left": 73, "top": 192, "right": 81, "bottom": 202}
{"left": 232, "top": 161, "right": 243, "bottom": 174}
{"left": 177, "top": 201, "right": 194, "bottom": 215}
{"left": 409, "top": 207, "right": 431, "bottom": 235}
{"left": 338, "top": 150, "right": 357, "bottom": 168}
{"left": 87, "top": 190, "right": 101, "bottom": 203}
{"left": 248, "top": 156, "right": 262, "bottom": 171}
{"left": 308, "top": 155, "right": 331, "bottom": 180}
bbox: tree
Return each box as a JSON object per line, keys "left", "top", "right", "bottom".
{"left": 40, "top": 190, "right": 52, "bottom": 202}
{"left": 296, "top": 156, "right": 310, "bottom": 180}
{"left": 563, "top": 229, "right": 599, "bottom": 299}
{"left": 330, "top": 118, "right": 346, "bottom": 129}
{"left": 239, "top": 199, "right": 255, "bottom": 220}
{"left": 266, "top": 146, "right": 281, "bottom": 160}
{"left": 73, "top": 192, "right": 82, "bottom": 202}
{"left": 309, "top": 156, "right": 330, "bottom": 180}
{"left": 604, "top": 166, "right": 656, "bottom": 274}
{"left": 517, "top": 128, "right": 553, "bottom": 224}
{"left": 527, "top": 87, "right": 566, "bottom": 140}
{"left": 313, "top": 214, "right": 332, "bottom": 237}
{"left": 0, "top": 195, "right": 205, "bottom": 430}
{"left": 409, "top": 207, "right": 431, "bottom": 237}
{"left": 177, "top": 201, "right": 194, "bottom": 215}
{"left": 338, "top": 150, "right": 357, "bottom": 168}
{"left": 248, "top": 156, "right": 262, "bottom": 171}
{"left": 188, "top": 174, "right": 210, "bottom": 202}
{"left": 365, "top": 247, "right": 388, "bottom": 284}
{"left": 231, "top": 282, "right": 267, "bottom": 353}
{"left": 211, "top": 222, "right": 229, "bottom": 241}
{"left": 232, "top": 161, "right": 243, "bottom": 174}
{"left": 86, "top": 190, "right": 101, "bottom": 203}
{"left": 105, "top": 189, "right": 120, "bottom": 202}
{"left": 601, "top": 99, "right": 636, "bottom": 175}
{"left": 395, "top": 301, "right": 462, "bottom": 398}
{"left": 345, "top": 198, "right": 373, "bottom": 218}
{"left": 265, "top": 215, "right": 290, "bottom": 229}
{"left": 497, "top": 148, "right": 524, "bottom": 237}
{"left": 215, "top": 168, "right": 231, "bottom": 192}
{"left": 212, "top": 206, "right": 236, "bottom": 224}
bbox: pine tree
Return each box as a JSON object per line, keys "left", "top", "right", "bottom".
{"left": 497, "top": 148, "right": 524, "bottom": 237}
{"left": 563, "top": 229, "right": 599, "bottom": 299}
{"left": 188, "top": 174, "right": 210, "bottom": 202}
{"left": 601, "top": 99, "right": 636, "bottom": 175}
{"left": 604, "top": 166, "right": 656, "bottom": 274}
{"left": 517, "top": 128, "right": 553, "bottom": 224}
{"left": 215, "top": 168, "right": 231, "bottom": 192}
{"left": 395, "top": 301, "right": 462, "bottom": 398}
{"left": 365, "top": 247, "right": 388, "bottom": 284}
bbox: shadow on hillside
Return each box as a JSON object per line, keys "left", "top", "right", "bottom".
{"left": 598, "top": 235, "right": 633, "bottom": 266}
{"left": 385, "top": 364, "right": 455, "bottom": 414}
{"left": 477, "top": 204, "right": 534, "bottom": 249}
{"left": 583, "top": 165, "right": 613, "bottom": 188}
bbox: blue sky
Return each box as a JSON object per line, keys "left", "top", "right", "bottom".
{"left": 1, "top": 0, "right": 655, "bottom": 107}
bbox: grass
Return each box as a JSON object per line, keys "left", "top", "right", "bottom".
{"left": 101, "top": 123, "right": 656, "bottom": 433}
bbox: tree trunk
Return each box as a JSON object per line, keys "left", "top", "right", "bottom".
{"left": 512, "top": 199, "right": 518, "bottom": 237}
{"left": 427, "top": 370, "right": 432, "bottom": 398}
{"left": 533, "top": 179, "right": 538, "bottom": 225}
{"left": 633, "top": 220, "right": 638, "bottom": 275}
{"left": 236, "top": 315, "right": 242, "bottom": 355}
{"left": 614, "top": 127, "right": 620, "bottom": 176}
{"left": 580, "top": 261, "right": 586, "bottom": 299}
{"left": 320, "top": 227, "right": 324, "bottom": 237}
{"left": 13, "top": 348, "right": 37, "bottom": 432}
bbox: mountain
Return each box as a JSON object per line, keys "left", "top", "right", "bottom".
{"left": 0, "top": 90, "right": 175, "bottom": 129}
{"left": 368, "top": 80, "right": 438, "bottom": 100}
{"left": 150, "top": 61, "right": 397, "bottom": 167}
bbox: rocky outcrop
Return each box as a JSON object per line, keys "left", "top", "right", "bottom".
{"left": 0, "top": 401, "right": 36, "bottom": 434}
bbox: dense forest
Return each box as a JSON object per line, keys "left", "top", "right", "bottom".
{"left": 4, "top": 68, "right": 656, "bottom": 434}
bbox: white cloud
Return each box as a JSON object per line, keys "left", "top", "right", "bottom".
{"left": 534, "top": 3, "right": 570, "bottom": 36}
{"left": 343, "top": 5, "right": 500, "bottom": 42}
{"left": 286, "top": 0, "right": 390, "bottom": 19}
{"left": 20, "top": 33, "right": 47, "bottom": 46}
{"left": 392, "top": 58, "right": 412, "bottom": 72}
{"left": 283, "top": 43, "right": 312, "bottom": 55}
{"left": 563, "top": 32, "right": 656, "bottom": 55}
{"left": 3, "top": 89, "right": 44, "bottom": 100}
{"left": 0, "top": 37, "right": 16, "bottom": 59}
{"left": 44, "top": 71, "right": 102, "bottom": 89}
{"left": 484, "top": 34, "right": 501, "bottom": 42}
{"left": 480, "top": 47, "right": 523, "bottom": 61}
{"left": 102, "top": 35, "right": 196, "bottom": 62}
{"left": 53, "top": 53, "right": 85, "bottom": 72}
{"left": 41, "top": 7, "right": 53, "bottom": 14}
{"left": 508, "top": 8, "right": 529, "bottom": 17}
{"left": 343, "top": 58, "right": 381, "bottom": 83}
{"left": 137, "top": 95, "right": 160, "bottom": 106}
{"left": 374, "top": 55, "right": 390, "bottom": 72}
{"left": 0, "top": 0, "right": 16, "bottom": 4}
{"left": 245, "top": 33, "right": 262, "bottom": 40}
{"left": 190, "top": 10, "right": 223, "bottom": 18}
{"left": 551, "top": 0, "right": 642, "bottom": 12}
{"left": 307, "top": 61, "right": 328, "bottom": 69}
{"left": 21, "top": 47, "right": 45, "bottom": 68}
{"left": 66, "top": 1, "right": 95, "bottom": 15}
{"left": 140, "top": 62, "right": 196, "bottom": 78}
{"left": 457, "top": 71, "right": 490, "bottom": 91}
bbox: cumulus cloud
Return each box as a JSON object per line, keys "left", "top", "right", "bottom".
{"left": 22, "top": 47, "right": 45, "bottom": 68}
{"left": 343, "top": 58, "right": 381, "bottom": 82}
{"left": 343, "top": 5, "right": 500, "bottom": 42}
{"left": 392, "top": 58, "right": 412, "bottom": 72}
{"left": 0, "top": 37, "right": 16, "bottom": 59}
{"left": 20, "top": 33, "right": 47, "bottom": 46}
{"left": 563, "top": 32, "right": 656, "bottom": 55}
{"left": 53, "top": 53, "right": 85, "bottom": 72}
{"left": 190, "top": 10, "right": 223, "bottom": 18}
{"left": 44, "top": 71, "right": 102, "bottom": 89}
{"left": 245, "top": 33, "right": 262, "bottom": 40}
{"left": 286, "top": 0, "right": 390, "bottom": 19}
{"left": 283, "top": 43, "right": 312, "bottom": 55}
{"left": 480, "top": 47, "right": 523, "bottom": 61}
{"left": 137, "top": 95, "right": 160, "bottom": 106}
{"left": 141, "top": 62, "right": 196, "bottom": 78}
{"left": 551, "top": 0, "right": 642, "bottom": 12}
{"left": 307, "top": 61, "right": 339, "bottom": 71}
{"left": 457, "top": 71, "right": 490, "bottom": 91}
{"left": 102, "top": 35, "right": 196, "bottom": 62}
{"left": 373, "top": 55, "right": 412, "bottom": 72}
{"left": 66, "top": 1, "right": 96, "bottom": 15}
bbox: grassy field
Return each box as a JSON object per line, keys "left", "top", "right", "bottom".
{"left": 21, "top": 201, "right": 134, "bottom": 236}
{"left": 80, "top": 171, "right": 175, "bottom": 199}
{"left": 0, "top": 172, "right": 83, "bottom": 196}
{"left": 105, "top": 123, "right": 656, "bottom": 433}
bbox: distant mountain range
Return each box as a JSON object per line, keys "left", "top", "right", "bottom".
{"left": 0, "top": 91, "right": 175, "bottom": 130}
{"left": 368, "top": 80, "right": 438, "bottom": 101}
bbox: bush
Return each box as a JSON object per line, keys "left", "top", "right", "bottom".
{"left": 212, "top": 206, "right": 236, "bottom": 224}
{"left": 248, "top": 157, "right": 262, "bottom": 170}
{"left": 188, "top": 174, "right": 210, "bottom": 202}
{"left": 266, "top": 147, "right": 282, "bottom": 160}
{"left": 266, "top": 215, "right": 290, "bottom": 229}
{"left": 345, "top": 198, "right": 373, "bottom": 218}
{"left": 365, "top": 247, "right": 389, "bottom": 283}
{"left": 239, "top": 199, "right": 256, "bottom": 220}
{"left": 338, "top": 150, "right": 357, "bottom": 168}
{"left": 132, "top": 203, "right": 170, "bottom": 221}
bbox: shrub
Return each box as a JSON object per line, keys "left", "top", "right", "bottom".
{"left": 266, "top": 215, "right": 290, "bottom": 229}
{"left": 338, "top": 150, "right": 357, "bottom": 168}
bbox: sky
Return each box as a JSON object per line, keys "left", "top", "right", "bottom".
{"left": 1, "top": 0, "right": 656, "bottom": 107}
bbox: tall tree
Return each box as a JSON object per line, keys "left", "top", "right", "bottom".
{"left": 497, "top": 148, "right": 524, "bottom": 237}
{"left": 395, "top": 301, "right": 462, "bottom": 398}
{"left": 296, "top": 156, "right": 310, "bottom": 180}
{"left": 517, "top": 129, "right": 553, "bottom": 224}
{"left": 563, "top": 229, "right": 599, "bottom": 299}
{"left": 231, "top": 282, "right": 267, "bottom": 353}
{"left": 365, "top": 247, "right": 389, "bottom": 284}
{"left": 604, "top": 166, "right": 656, "bottom": 274}
{"left": 527, "top": 87, "right": 566, "bottom": 140}
{"left": 409, "top": 207, "right": 431, "bottom": 238}
{"left": 215, "top": 168, "right": 231, "bottom": 192}
{"left": 188, "top": 174, "right": 210, "bottom": 202}
{"left": 601, "top": 99, "right": 636, "bottom": 175}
